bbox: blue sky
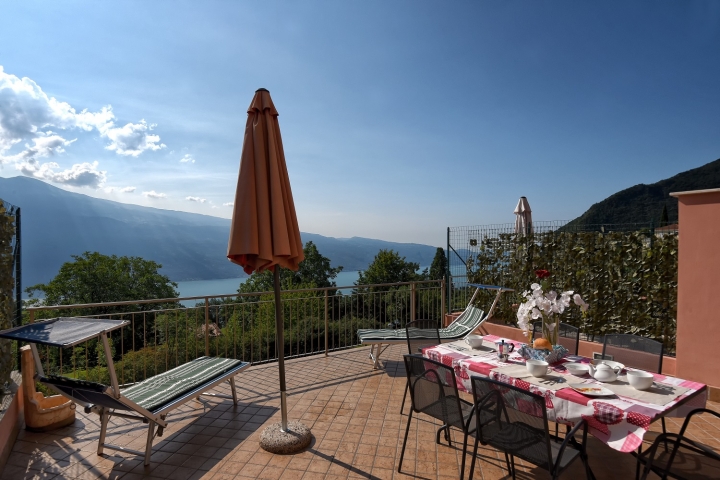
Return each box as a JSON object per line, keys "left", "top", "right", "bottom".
{"left": 1, "top": 1, "right": 719, "bottom": 247}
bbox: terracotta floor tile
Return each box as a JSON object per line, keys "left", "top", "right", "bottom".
{"left": 7, "top": 344, "right": 718, "bottom": 480}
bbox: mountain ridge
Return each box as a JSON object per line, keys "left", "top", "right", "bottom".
{"left": 566, "top": 157, "right": 720, "bottom": 227}
{"left": 0, "top": 176, "right": 440, "bottom": 286}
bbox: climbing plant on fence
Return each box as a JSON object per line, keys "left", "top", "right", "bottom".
{"left": 467, "top": 230, "right": 678, "bottom": 353}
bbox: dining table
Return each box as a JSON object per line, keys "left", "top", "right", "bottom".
{"left": 423, "top": 334, "right": 708, "bottom": 453}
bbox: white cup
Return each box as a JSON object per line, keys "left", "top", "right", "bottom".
{"left": 465, "top": 334, "right": 484, "bottom": 349}
{"left": 526, "top": 359, "right": 551, "bottom": 377}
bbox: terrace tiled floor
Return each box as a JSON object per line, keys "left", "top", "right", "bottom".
{"left": 2, "top": 345, "right": 719, "bottom": 480}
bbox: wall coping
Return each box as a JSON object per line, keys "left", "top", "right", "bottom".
{"left": 670, "top": 188, "right": 720, "bottom": 197}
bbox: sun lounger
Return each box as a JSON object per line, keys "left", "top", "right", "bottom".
{"left": 357, "top": 284, "right": 513, "bottom": 369}
{"left": 0, "top": 317, "right": 249, "bottom": 465}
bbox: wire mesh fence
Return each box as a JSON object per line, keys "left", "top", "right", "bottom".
{"left": 0, "top": 198, "right": 20, "bottom": 389}
{"left": 447, "top": 221, "right": 679, "bottom": 352}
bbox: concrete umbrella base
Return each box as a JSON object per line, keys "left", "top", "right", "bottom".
{"left": 259, "top": 421, "right": 312, "bottom": 454}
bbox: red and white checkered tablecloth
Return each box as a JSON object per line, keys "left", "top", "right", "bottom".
{"left": 423, "top": 334, "right": 708, "bottom": 453}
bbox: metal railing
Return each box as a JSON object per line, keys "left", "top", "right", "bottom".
{"left": 23, "top": 279, "right": 445, "bottom": 386}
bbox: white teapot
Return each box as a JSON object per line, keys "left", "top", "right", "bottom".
{"left": 588, "top": 360, "right": 624, "bottom": 383}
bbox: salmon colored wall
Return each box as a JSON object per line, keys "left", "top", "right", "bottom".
{"left": 672, "top": 189, "right": 720, "bottom": 389}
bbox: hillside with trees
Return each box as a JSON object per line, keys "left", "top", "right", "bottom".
{"left": 565, "top": 157, "right": 720, "bottom": 228}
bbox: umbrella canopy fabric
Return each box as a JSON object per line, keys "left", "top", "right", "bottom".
{"left": 227, "top": 88, "right": 304, "bottom": 274}
{"left": 514, "top": 196, "right": 533, "bottom": 236}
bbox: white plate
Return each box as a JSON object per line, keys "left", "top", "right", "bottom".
{"left": 568, "top": 384, "right": 615, "bottom": 397}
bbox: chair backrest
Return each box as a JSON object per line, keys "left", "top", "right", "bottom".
{"left": 532, "top": 321, "right": 580, "bottom": 355}
{"left": 470, "top": 375, "right": 553, "bottom": 469}
{"left": 405, "top": 320, "right": 441, "bottom": 356}
{"left": 403, "top": 355, "right": 466, "bottom": 429}
{"left": 443, "top": 306, "right": 485, "bottom": 337}
{"left": 39, "top": 375, "right": 129, "bottom": 411}
{"left": 602, "top": 334, "right": 664, "bottom": 373}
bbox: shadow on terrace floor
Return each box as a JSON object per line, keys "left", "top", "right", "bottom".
{"left": 1, "top": 344, "right": 718, "bottom": 480}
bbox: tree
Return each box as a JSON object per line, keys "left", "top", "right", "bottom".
{"left": 236, "top": 241, "right": 342, "bottom": 296}
{"left": 428, "top": 248, "right": 447, "bottom": 281}
{"left": 26, "top": 251, "right": 179, "bottom": 315}
{"left": 356, "top": 249, "right": 422, "bottom": 288}
{"left": 659, "top": 204, "right": 669, "bottom": 227}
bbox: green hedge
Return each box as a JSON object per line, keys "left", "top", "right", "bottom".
{"left": 467, "top": 230, "right": 677, "bottom": 353}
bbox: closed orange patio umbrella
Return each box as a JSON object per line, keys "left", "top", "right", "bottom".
{"left": 228, "top": 88, "right": 309, "bottom": 452}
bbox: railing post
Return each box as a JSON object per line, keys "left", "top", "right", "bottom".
{"left": 446, "top": 226, "right": 451, "bottom": 314}
{"left": 29, "top": 309, "right": 34, "bottom": 324}
{"left": 204, "top": 297, "right": 210, "bottom": 356}
{"left": 440, "top": 277, "right": 446, "bottom": 327}
{"left": 410, "top": 282, "right": 416, "bottom": 322}
{"left": 324, "top": 290, "right": 329, "bottom": 357}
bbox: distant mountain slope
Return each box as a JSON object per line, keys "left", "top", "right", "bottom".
{"left": 565, "top": 158, "right": 720, "bottom": 228}
{"left": 0, "top": 177, "right": 439, "bottom": 286}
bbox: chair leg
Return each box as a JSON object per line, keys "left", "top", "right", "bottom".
{"left": 468, "top": 432, "right": 481, "bottom": 480}
{"left": 229, "top": 376, "right": 238, "bottom": 405}
{"left": 661, "top": 417, "right": 668, "bottom": 452}
{"left": 97, "top": 408, "right": 109, "bottom": 455}
{"left": 144, "top": 420, "right": 155, "bottom": 466}
{"left": 460, "top": 431, "right": 468, "bottom": 480}
{"left": 398, "top": 409, "right": 413, "bottom": 472}
{"left": 635, "top": 445, "right": 642, "bottom": 480}
{"left": 400, "top": 383, "right": 408, "bottom": 414}
{"left": 509, "top": 454, "right": 517, "bottom": 480}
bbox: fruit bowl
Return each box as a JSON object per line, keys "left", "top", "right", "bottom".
{"left": 518, "top": 344, "right": 568, "bottom": 364}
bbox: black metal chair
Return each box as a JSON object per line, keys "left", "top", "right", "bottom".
{"left": 400, "top": 319, "right": 441, "bottom": 414}
{"left": 601, "top": 334, "right": 664, "bottom": 373}
{"left": 637, "top": 408, "right": 720, "bottom": 480}
{"left": 602, "top": 334, "right": 667, "bottom": 479}
{"left": 467, "top": 375, "right": 594, "bottom": 480}
{"left": 533, "top": 321, "right": 580, "bottom": 355}
{"left": 399, "top": 355, "right": 476, "bottom": 478}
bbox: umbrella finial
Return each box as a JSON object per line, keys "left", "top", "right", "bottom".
{"left": 256, "top": 88, "right": 269, "bottom": 92}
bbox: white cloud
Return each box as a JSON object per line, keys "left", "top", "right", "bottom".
{"left": 143, "top": 190, "right": 167, "bottom": 199}
{"left": 0, "top": 66, "right": 166, "bottom": 187}
{"left": 101, "top": 120, "right": 165, "bottom": 157}
{"left": 186, "top": 196, "right": 207, "bottom": 203}
{"left": 180, "top": 154, "right": 195, "bottom": 163}
{"left": 105, "top": 185, "right": 136, "bottom": 193}
{"left": 17, "top": 160, "right": 106, "bottom": 189}
{"left": 223, "top": 202, "right": 234, "bottom": 207}
{"left": 211, "top": 205, "right": 219, "bottom": 209}
{"left": 0, "top": 132, "right": 76, "bottom": 164}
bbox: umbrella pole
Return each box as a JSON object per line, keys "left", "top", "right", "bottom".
{"left": 273, "top": 266, "right": 289, "bottom": 432}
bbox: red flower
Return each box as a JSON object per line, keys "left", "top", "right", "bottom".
{"left": 535, "top": 269, "right": 550, "bottom": 279}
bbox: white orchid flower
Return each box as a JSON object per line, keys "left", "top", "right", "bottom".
{"left": 532, "top": 307, "right": 542, "bottom": 319}
{"left": 573, "top": 294, "right": 589, "bottom": 312}
{"left": 559, "top": 294, "right": 571, "bottom": 308}
{"left": 547, "top": 290, "right": 558, "bottom": 302}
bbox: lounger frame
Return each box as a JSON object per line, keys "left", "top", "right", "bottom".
{"left": 22, "top": 326, "right": 249, "bottom": 465}
{"left": 358, "top": 284, "right": 513, "bottom": 369}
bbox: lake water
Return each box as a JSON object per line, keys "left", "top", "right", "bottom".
{"left": 175, "top": 268, "right": 428, "bottom": 306}
{"left": 174, "top": 270, "right": 366, "bottom": 306}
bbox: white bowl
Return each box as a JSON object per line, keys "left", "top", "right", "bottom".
{"left": 464, "top": 334, "right": 484, "bottom": 349}
{"left": 526, "top": 359, "right": 550, "bottom": 377}
{"left": 627, "top": 370, "right": 655, "bottom": 390}
{"left": 564, "top": 363, "right": 590, "bottom": 376}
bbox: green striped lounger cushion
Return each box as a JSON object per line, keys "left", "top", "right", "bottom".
{"left": 357, "top": 306, "right": 485, "bottom": 342}
{"left": 122, "top": 356, "right": 244, "bottom": 412}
